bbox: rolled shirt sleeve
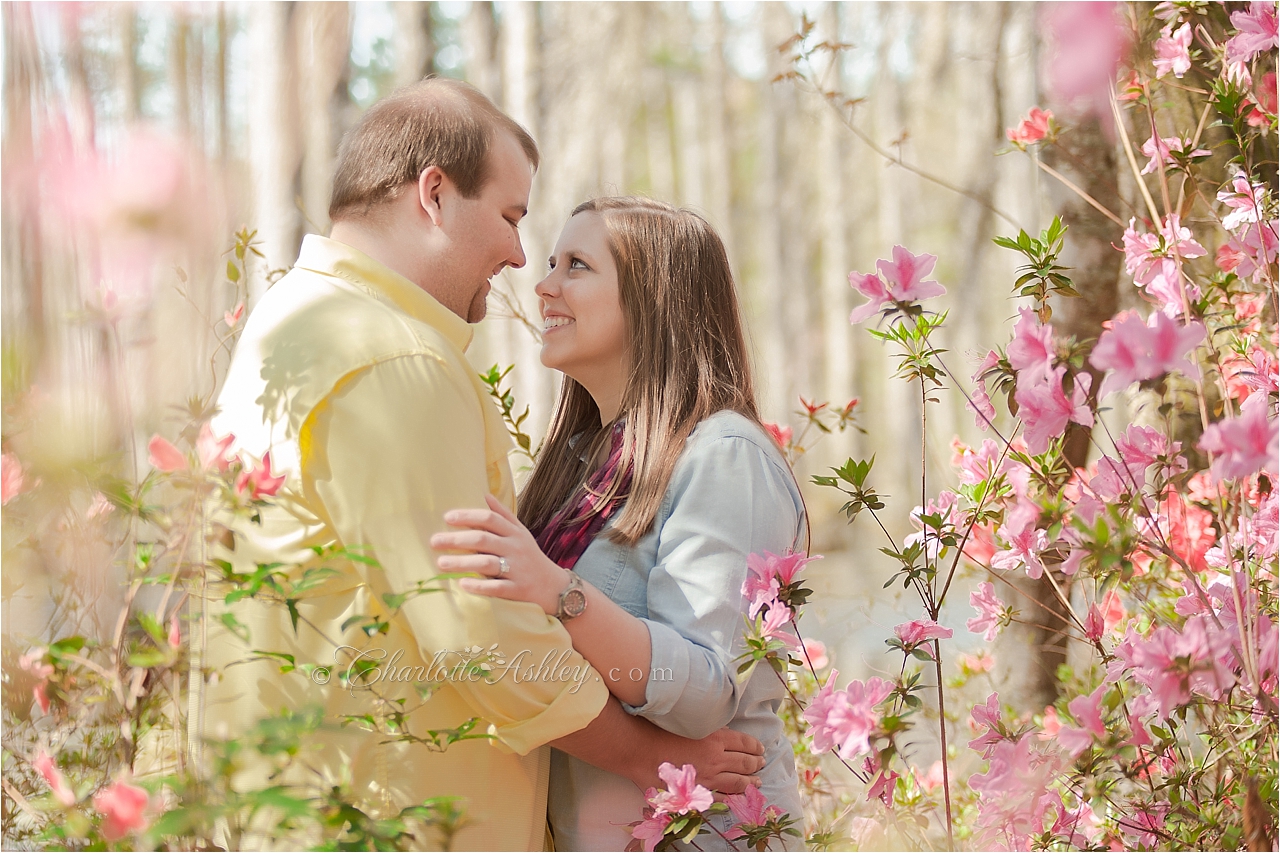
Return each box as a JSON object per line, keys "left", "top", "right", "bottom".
{"left": 302, "top": 354, "right": 608, "bottom": 755}
{"left": 625, "top": 432, "right": 803, "bottom": 739}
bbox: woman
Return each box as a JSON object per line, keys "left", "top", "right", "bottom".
{"left": 431, "top": 197, "right": 805, "bottom": 850}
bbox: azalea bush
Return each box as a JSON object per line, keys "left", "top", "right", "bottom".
{"left": 633, "top": 3, "right": 1278, "bottom": 851}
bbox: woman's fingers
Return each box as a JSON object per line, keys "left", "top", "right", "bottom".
{"left": 430, "top": 528, "right": 506, "bottom": 554}
{"left": 437, "top": 553, "right": 507, "bottom": 576}
{"left": 457, "top": 576, "right": 518, "bottom": 599}
{"left": 440, "top": 506, "right": 513, "bottom": 536}
{"left": 484, "top": 493, "right": 521, "bottom": 524}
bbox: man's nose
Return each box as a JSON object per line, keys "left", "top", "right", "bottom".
{"left": 507, "top": 235, "right": 527, "bottom": 270}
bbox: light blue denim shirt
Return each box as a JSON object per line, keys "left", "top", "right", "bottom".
{"left": 549, "top": 410, "right": 805, "bottom": 851}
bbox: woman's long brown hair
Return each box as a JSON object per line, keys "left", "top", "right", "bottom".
{"left": 518, "top": 197, "right": 763, "bottom": 546}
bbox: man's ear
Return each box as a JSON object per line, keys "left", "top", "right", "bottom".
{"left": 417, "top": 165, "right": 447, "bottom": 227}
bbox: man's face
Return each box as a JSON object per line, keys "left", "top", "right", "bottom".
{"left": 441, "top": 131, "right": 532, "bottom": 323}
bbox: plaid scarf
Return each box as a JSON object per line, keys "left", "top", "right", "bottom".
{"left": 534, "top": 420, "right": 632, "bottom": 569}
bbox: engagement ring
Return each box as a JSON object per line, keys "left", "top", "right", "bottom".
{"left": 498, "top": 557, "right": 510, "bottom": 575}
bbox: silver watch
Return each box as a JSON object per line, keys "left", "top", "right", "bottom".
{"left": 555, "top": 571, "right": 588, "bottom": 621}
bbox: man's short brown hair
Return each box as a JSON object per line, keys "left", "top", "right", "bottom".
{"left": 328, "top": 77, "right": 539, "bottom": 221}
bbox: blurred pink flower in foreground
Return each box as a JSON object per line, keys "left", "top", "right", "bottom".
{"left": 196, "top": 423, "right": 236, "bottom": 473}
{"left": 147, "top": 435, "right": 186, "bottom": 472}
{"left": 848, "top": 245, "right": 945, "bottom": 323}
{"left": 804, "top": 670, "right": 893, "bottom": 760}
{"left": 1090, "top": 310, "right": 1205, "bottom": 398}
{"left": 1152, "top": 23, "right": 1192, "bottom": 78}
{"left": 2, "top": 452, "right": 28, "bottom": 504}
{"left": 93, "top": 779, "right": 151, "bottom": 840}
{"left": 802, "top": 638, "right": 829, "bottom": 670}
{"left": 1225, "top": 1, "right": 1279, "bottom": 65}
{"left": 1041, "top": 2, "right": 1128, "bottom": 120}
{"left": 236, "top": 452, "right": 286, "bottom": 499}
{"left": 762, "top": 421, "right": 792, "bottom": 450}
{"left": 1006, "top": 107, "right": 1054, "bottom": 147}
{"left": 32, "top": 751, "right": 75, "bottom": 806}
{"left": 1198, "top": 392, "right": 1279, "bottom": 481}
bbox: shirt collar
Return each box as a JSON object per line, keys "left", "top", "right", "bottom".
{"left": 293, "top": 234, "right": 474, "bottom": 353}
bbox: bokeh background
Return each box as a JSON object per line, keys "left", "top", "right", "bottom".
{"left": 4, "top": 2, "right": 1129, "bottom": 742}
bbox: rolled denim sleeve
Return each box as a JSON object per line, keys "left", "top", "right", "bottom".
{"left": 624, "top": 431, "right": 803, "bottom": 738}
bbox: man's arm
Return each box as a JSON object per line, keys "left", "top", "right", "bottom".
{"left": 553, "top": 696, "right": 764, "bottom": 793}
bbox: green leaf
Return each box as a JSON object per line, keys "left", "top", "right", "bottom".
{"left": 128, "top": 648, "right": 169, "bottom": 668}
{"left": 227, "top": 260, "right": 241, "bottom": 282}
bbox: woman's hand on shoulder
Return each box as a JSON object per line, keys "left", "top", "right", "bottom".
{"left": 430, "top": 494, "right": 570, "bottom": 615}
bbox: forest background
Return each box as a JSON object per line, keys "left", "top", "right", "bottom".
{"left": 2, "top": 0, "right": 1178, "bottom": 776}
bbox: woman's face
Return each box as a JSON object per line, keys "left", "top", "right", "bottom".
{"left": 535, "top": 212, "right": 629, "bottom": 417}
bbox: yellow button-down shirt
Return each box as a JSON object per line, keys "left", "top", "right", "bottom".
{"left": 196, "top": 235, "right": 608, "bottom": 850}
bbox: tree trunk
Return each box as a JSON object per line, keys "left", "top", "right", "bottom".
{"left": 393, "top": 2, "right": 434, "bottom": 88}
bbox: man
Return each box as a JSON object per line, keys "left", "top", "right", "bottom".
{"left": 196, "top": 79, "right": 762, "bottom": 850}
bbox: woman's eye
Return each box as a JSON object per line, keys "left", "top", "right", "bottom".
{"left": 570, "top": 258, "right": 588, "bottom": 271}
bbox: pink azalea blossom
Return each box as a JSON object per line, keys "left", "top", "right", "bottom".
{"left": 196, "top": 423, "right": 235, "bottom": 472}
{"left": 1040, "top": 705, "right": 1062, "bottom": 739}
{"left": 1084, "top": 603, "right": 1105, "bottom": 642}
{"left": 1139, "top": 134, "right": 1209, "bottom": 174}
{"left": 1117, "top": 802, "right": 1169, "bottom": 850}
{"left": 848, "top": 245, "right": 945, "bottom": 323}
{"left": 1116, "top": 423, "right": 1182, "bottom": 477}
{"left": 168, "top": 613, "right": 182, "bottom": 649}
{"left": 723, "top": 785, "right": 782, "bottom": 838}
{"left": 93, "top": 779, "right": 151, "bottom": 841}
{"left": 1129, "top": 615, "right": 1237, "bottom": 719}
{"left": 33, "top": 682, "right": 51, "bottom": 715}
{"left": 1007, "top": 308, "right": 1056, "bottom": 384}
{"left": 1090, "top": 310, "right": 1205, "bottom": 398}
{"left": 32, "top": 751, "right": 75, "bottom": 806}
{"left": 1, "top": 452, "right": 27, "bottom": 505}
{"left": 802, "top": 638, "right": 829, "bottom": 670}
{"left": 1152, "top": 22, "right": 1192, "bottom": 77}
{"left": 147, "top": 435, "right": 186, "bottom": 472}
{"left": 894, "top": 618, "right": 953, "bottom": 658}
{"left": 954, "top": 438, "right": 1004, "bottom": 485}
{"left": 1218, "top": 172, "right": 1269, "bottom": 231}
{"left": 1006, "top": 107, "right": 1054, "bottom": 147}
{"left": 968, "top": 692, "right": 1004, "bottom": 758}
{"left": 1198, "top": 391, "right": 1279, "bottom": 481}
{"left": 650, "top": 763, "right": 713, "bottom": 816}
{"left": 967, "top": 581, "right": 1005, "bottom": 642}
{"left": 1014, "top": 366, "right": 1093, "bottom": 455}
{"left": 1041, "top": 2, "right": 1129, "bottom": 121}
{"left": 762, "top": 421, "right": 792, "bottom": 450}
{"left": 867, "top": 769, "right": 899, "bottom": 807}
{"left": 803, "top": 670, "right": 893, "bottom": 760}
{"left": 224, "top": 301, "right": 245, "bottom": 329}
{"left": 961, "top": 651, "right": 995, "bottom": 674}
{"left": 759, "top": 604, "right": 801, "bottom": 650}
{"left": 1225, "top": 1, "right": 1279, "bottom": 66}
{"left": 742, "top": 555, "right": 781, "bottom": 619}
{"left": 630, "top": 807, "right": 671, "bottom": 853}
{"left": 992, "top": 511, "right": 1050, "bottom": 579}
{"left": 1056, "top": 684, "right": 1108, "bottom": 757}
{"left": 1225, "top": 220, "right": 1279, "bottom": 283}
{"left": 235, "top": 452, "right": 286, "bottom": 499}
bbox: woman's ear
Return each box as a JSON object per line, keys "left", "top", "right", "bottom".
{"left": 417, "top": 165, "right": 447, "bottom": 227}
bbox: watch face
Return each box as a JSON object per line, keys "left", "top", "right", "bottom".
{"left": 563, "top": 588, "right": 587, "bottom": 617}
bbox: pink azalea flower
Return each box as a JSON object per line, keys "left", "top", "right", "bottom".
{"left": 33, "top": 681, "right": 51, "bottom": 715}
{"left": 894, "top": 618, "right": 953, "bottom": 658}
{"left": 1090, "top": 310, "right": 1204, "bottom": 398}
{"left": 1160, "top": 213, "right": 1208, "bottom": 261}
{"left": 742, "top": 555, "right": 781, "bottom": 619}
{"left": 724, "top": 785, "right": 782, "bottom": 838}
{"left": 759, "top": 604, "right": 801, "bottom": 651}
{"left": 93, "top": 779, "right": 151, "bottom": 841}
{"left": 168, "top": 613, "right": 182, "bottom": 649}
{"left": 968, "top": 692, "right": 1004, "bottom": 758}
{"left": 848, "top": 246, "right": 945, "bottom": 322}
{"left": 32, "top": 751, "right": 76, "bottom": 806}
{"left": 967, "top": 581, "right": 1005, "bottom": 642}
{"left": 751, "top": 550, "right": 820, "bottom": 587}
{"left": 196, "top": 423, "right": 235, "bottom": 472}
{"left": 1129, "top": 615, "right": 1237, "bottom": 719}
{"left": 1199, "top": 391, "right": 1279, "bottom": 481}
{"left": 224, "top": 301, "right": 245, "bottom": 329}
{"left": 867, "top": 769, "right": 899, "bottom": 807}
{"left": 147, "top": 435, "right": 186, "bottom": 472}
{"left": 803, "top": 670, "right": 893, "bottom": 760}
{"left": 961, "top": 651, "right": 995, "bottom": 674}
{"left": 630, "top": 808, "right": 671, "bottom": 853}
{"left": 235, "top": 452, "right": 286, "bottom": 499}
{"left": 1057, "top": 684, "right": 1108, "bottom": 757}
{"left": 1084, "top": 603, "right": 1105, "bottom": 642}
{"left": 1006, "top": 107, "right": 1054, "bottom": 147}
{"left": 1040, "top": 705, "right": 1062, "bottom": 740}
{"left": 1139, "top": 135, "right": 1209, "bottom": 174}
{"left": 802, "top": 638, "right": 829, "bottom": 670}
{"left": 1, "top": 452, "right": 27, "bottom": 505}
{"left": 955, "top": 438, "right": 1004, "bottom": 485}
{"left": 1041, "top": 2, "right": 1129, "bottom": 120}
{"left": 1225, "top": 1, "right": 1279, "bottom": 66}
{"left": 992, "top": 511, "right": 1049, "bottom": 580}
{"left": 762, "top": 421, "right": 792, "bottom": 450}
{"left": 650, "top": 763, "right": 713, "bottom": 816}
{"left": 1218, "top": 172, "right": 1269, "bottom": 231}
{"left": 1225, "top": 220, "right": 1279, "bottom": 283}
{"left": 1007, "top": 308, "right": 1056, "bottom": 384}
{"left": 1115, "top": 424, "right": 1181, "bottom": 475}
{"left": 1014, "top": 366, "right": 1093, "bottom": 455}
{"left": 1117, "top": 802, "right": 1169, "bottom": 850}
{"left": 1153, "top": 22, "right": 1192, "bottom": 77}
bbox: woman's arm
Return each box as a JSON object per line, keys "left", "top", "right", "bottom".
{"left": 430, "top": 494, "right": 654, "bottom": 705}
